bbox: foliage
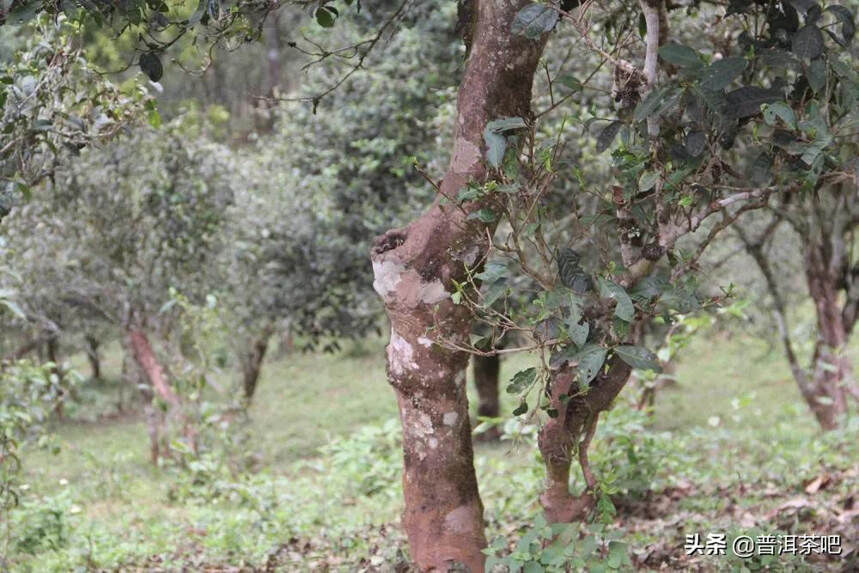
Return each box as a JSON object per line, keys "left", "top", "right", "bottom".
{"left": 0, "top": 360, "right": 78, "bottom": 562}
{"left": 485, "top": 518, "right": 632, "bottom": 573}
{"left": 0, "top": 15, "right": 147, "bottom": 208}
{"left": 317, "top": 418, "right": 402, "bottom": 498}
{"left": 2, "top": 115, "right": 235, "bottom": 331}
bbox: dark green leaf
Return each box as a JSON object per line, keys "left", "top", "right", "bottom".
{"left": 557, "top": 74, "right": 583, "bottom": 92}
{"left": 507, "top": 367, "right": 537, "bottom": 394}
{"left": 483, "top": 117, "right": 526, "bottom": 167}
{"left": 598, "top": 278, "right": 635, "bottom": 321}
{"left": 762, "top": 102, "right": 796, "bottom": 129}
{"left": 467, "top": 208, "right": 497, "bottom": 223}
{"left": 792, "top": 25, "right": 825, "bottom": 59}
{"left": 658, "top": 43, "right": 702, "bottom": 68}
{"left": 511, "top": 3, "right": 559, "bottom": 39}
{"left": 685, "top": 131, "right": 707, "bottom": 157}
{"left": 595, "top": 120, "right": 622, "bottom": 153}
{"left": 563, "top": 312, "right": 589, "bottom": 347}
{"left": 725, "top": 86, "right": 782, "bottom": 118}
{"left": 315, "top": 5, "right": 338, "bottom": 28}
{"left": 638, "top": 170, "right": 659, "bottom": 192}
{"left": 615, "top": 345, "right": 661, "bottom": 371}
{"left": 574, "top": 344, "right": 607, "bottom": 385}
{"left": 825, "top": 5, "right": 855, "bottom": 46}
{"left": 556, "top": 247, "right": 581, "bottom": 287}
{"left": 700, "top": 57, "right": 746, "bottom": 91}
{"left": 512, "top": 401, "right": 528, "bottom": 416}
{"left": 807, "top": 57, "right": 826, "bottom": 93}
{"left": 748, "top": 151, "right": 774, "bottom": 185}
{"left": 139, "top": 52, "right": 163, "bottom": 82}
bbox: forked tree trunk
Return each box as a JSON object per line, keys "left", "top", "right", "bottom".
{"left": 538, "top": 358, "right": 631, "bottom": 523}
{"left": 369, "top": 2, "right": 545, "bottom": 568}
{"left": 125, "top": 327, "right": 193, "bottom": 462}
{"left": 241, "top": 331, "right": 271, "bottom": 402}
{"left": 473, "top": 354, "right": 501, "bottom": 441}
{"left": 804, "top": 245, "right": 850, "bottom": 429}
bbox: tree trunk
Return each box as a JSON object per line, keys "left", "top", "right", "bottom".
{"left": 804, "top": 244, "right": 850, "bottom": 430}
{"left": 125, "top": 327, "right": 193, "bottom": 461}
{"left": 473, "top": 353, "right": 501, "bottom": 441}
{"left": 241, "top": 331, "right": 271, "bottom": 402}
{"left": 538, "top": 357, "right": 631, "bottom": 523}
{"left": 127, "top": 328, "right": 181, "bottom": 408}
{"left": 369, "top": 2, "right": 546, "bottom": 568}
{"left": 85, "top": 334, "right": 101, "bottom": 380}
{"left": 46, "top": 334, "right": 66, "bottom": 418}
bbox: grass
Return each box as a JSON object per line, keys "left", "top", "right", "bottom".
{"left": 7, "top": 329, "right": 859, "bottom": 571}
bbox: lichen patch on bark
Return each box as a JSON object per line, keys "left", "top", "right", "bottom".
{"left": 371, "top": 259, "right": 405, "bottom": 300}
{"left": 388, "top": 329, "right": 418, "bottom": 376}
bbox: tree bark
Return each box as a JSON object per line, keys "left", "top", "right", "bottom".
{"left": 125, "top": 327, "right": 194, "bottom": 461}
{"left": 85, "top": 334, "right": 101, "bottom": 380}
{"left": 46, "top": 334, "right": 66, "bottom": 418}
{"left": 127, "top": 328, "right": 181, "bottom": 409}
{"left": 472, "top": 353, "right": 501, "bottom": 441}
{"left": 538, "top": 357, "right": 631, "bottom": 523}
{"left": 241, "top": 331, "right": 271, "bottom": 402}
{"left": 804, "top": 244, "right": 850, "bottom": 429}
{"left": 369, "top": 1, "right": 546, "bottom": 568}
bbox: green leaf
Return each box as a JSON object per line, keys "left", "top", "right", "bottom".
{"left": 792, "top": 25, "right": 825, "bottom": 59}
{"left": 556, "top": 247, "right": 581, "bottom": 287}
{"left": 658, "top": 43, "right": 701, "bottom": 68}
{"left": 762, "top": 102, "right": 796, "bottom": 129}
{"left": 557, "top": 74, "right": 583, "bottom": 92}
{"left": 139, "top": 52, "right": 163, "bottom": 82}
{"left": 807, "top": 57, "right": 826, "bottom": 93}
{"left": 598, "top": 279, "right": 635, "bottom": 321}
{"left": 315, "top": 5, "right": 338, "bottom": 28}
{"left": 614, "top": 345, "right": 661, "bottom": 371}
{"left": 634, "top": 85, "right": 679, "bottom": 122}
{"left": 507, "top": 367, "right": 537, "bottom": 394}
{"left": 725, "top": 86, "right": 782, "bottom": 118}
{"left": 685, "top": 131, "right": 707, "bottom": 157}
{"left": 700, "top": 57, "right": 746, "bottom": 91}
{"left": 574, "top": 344, "right": 607, "bottom": 385}
{"left": 563, "top": 312, "right": 589, "bottom": 348}
{"left": 467, "top": 208, "right": 497, "bottom": 223}
{"left": 511, "top": 3, "right": 559, "bottom": 39}
{"left": 512, "top": 401, "right": 528, "bottom": 416}
{"left": 607, "top": 541, "right": 629, "bottom": 569}
{"left": 638, "top": 170, "right": 659, "bottom": 192}
{"left": 596, "top": 120, "right": 622, "bottom": 153}
{"left": 476, "top": 261, "right": 508, "bottom": 283}
{"left": 483, "top": 117, "right": 526, "bottom": 167}
{"left": 825, "top": 5, "right": 855, "bottom": 46}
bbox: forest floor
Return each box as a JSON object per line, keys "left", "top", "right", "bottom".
{"left": 6, "top": 332, "right": 859, "bottom": 572}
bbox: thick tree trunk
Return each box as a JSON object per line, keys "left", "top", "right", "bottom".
{"left": 804, "top": 245, "right": 850, "bottom": 430}
{"left": 538, "top": 357, "right": 631, "bottom": 523}
{"left": 241, "top": 332, "right": 270, "bottom": 402}
{"left": 85, "top": 334, "right": 101, "bottom": 380}
{"left": 369, "top": 2, "right": 545, "bottom": 568}
{"left": 473, "top": 353, "right": 501, "bottom": 441}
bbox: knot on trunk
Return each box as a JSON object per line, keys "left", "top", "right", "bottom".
{"left": 371, "top": 228, "right": 407, "bottom": 257}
